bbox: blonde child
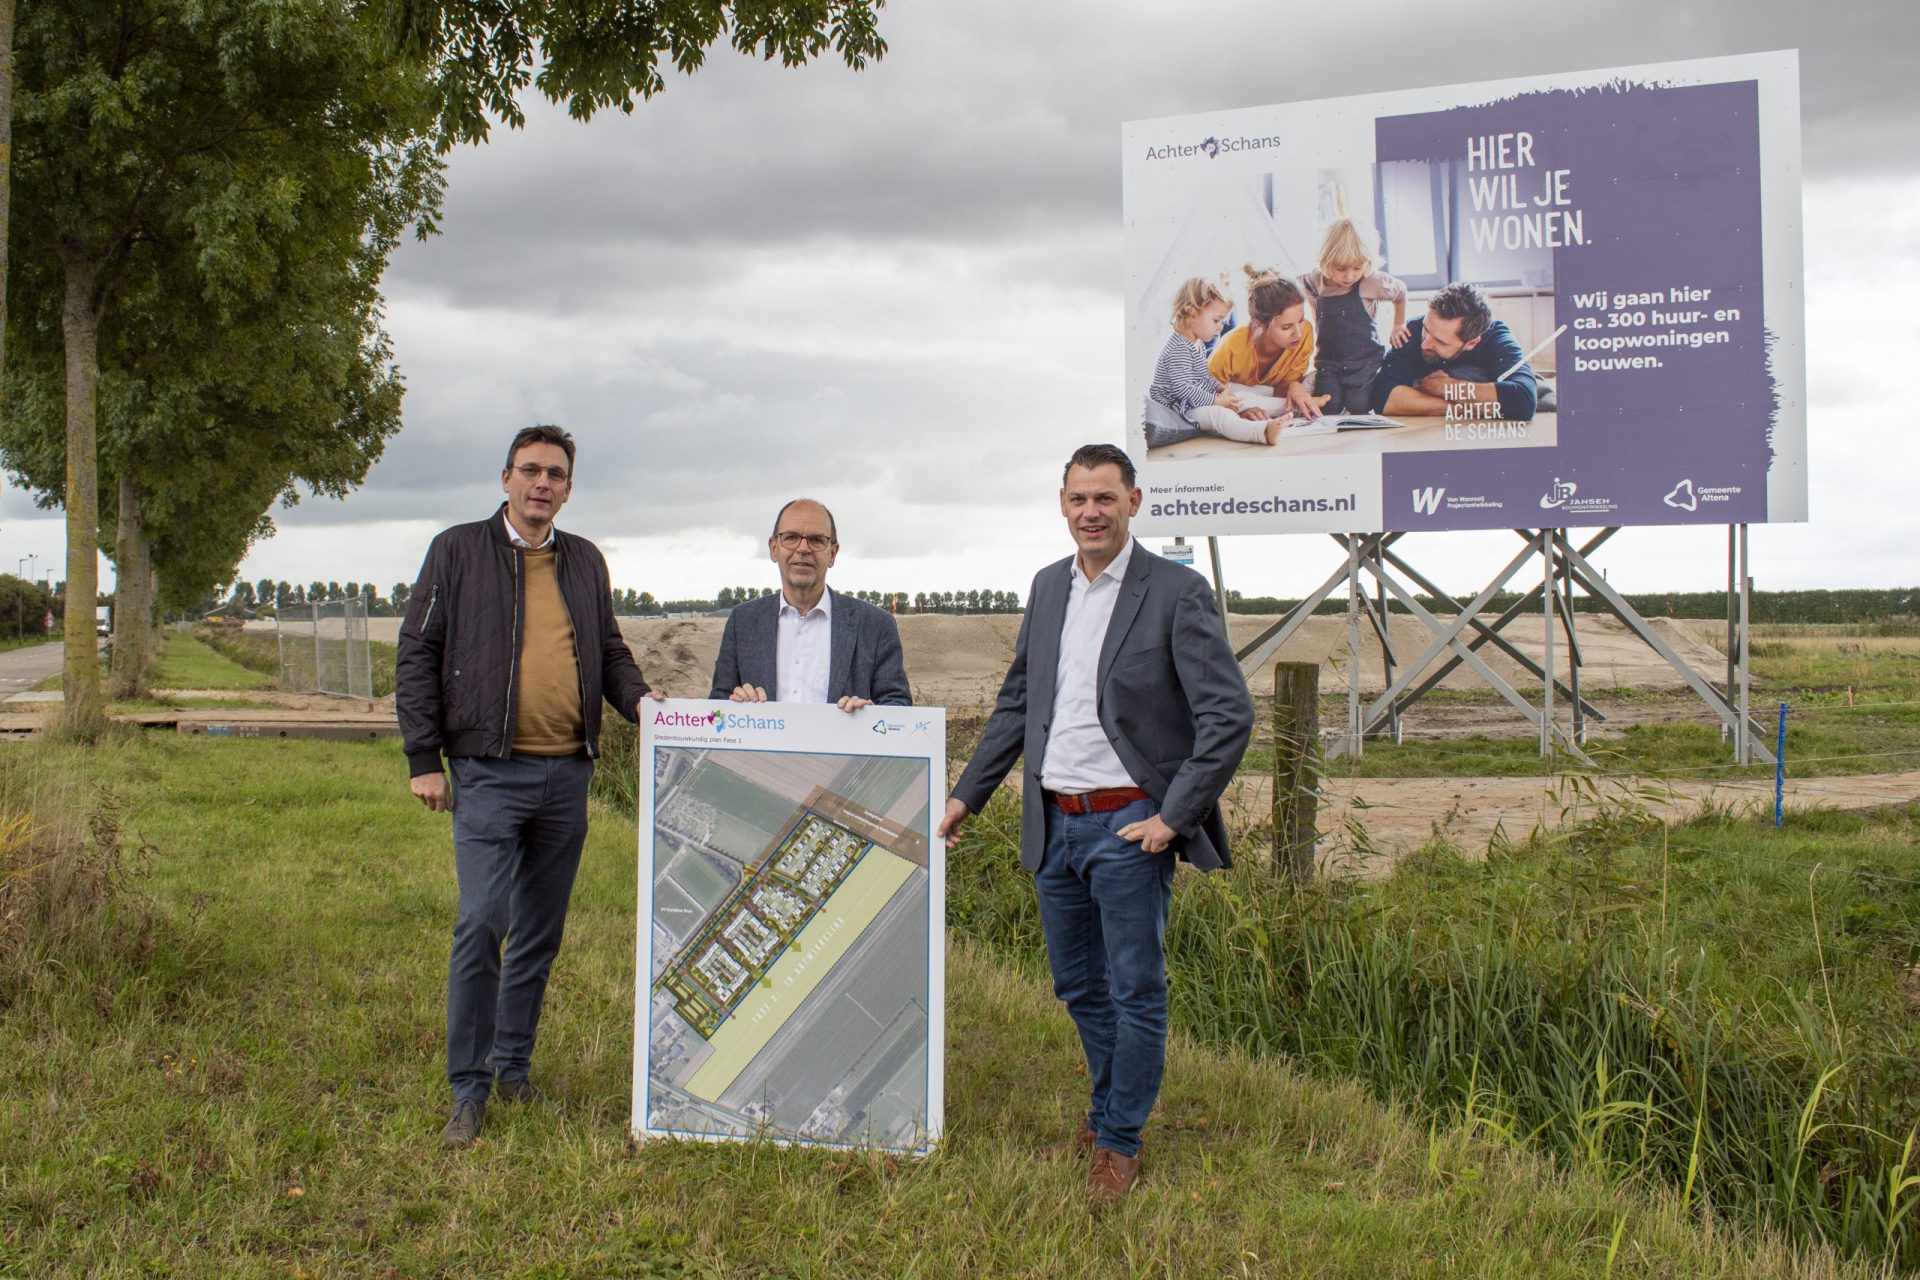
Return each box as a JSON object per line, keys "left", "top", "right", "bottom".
{"left": 1149, "top": 276, "right": 1290, "bottom": 446}
{"left": 1299, "top": 219, "right": 1409, "bottom": 415}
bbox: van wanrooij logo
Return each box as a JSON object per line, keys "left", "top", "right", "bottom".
{"left": 1411, "top": 486, "right": 1446, "bottom": 515}
{"left": 1664, "top": 479, "right": 1698, "bottom": 511}
{"left": 1540, "top": 477, "right": 1577, "bottom": 509}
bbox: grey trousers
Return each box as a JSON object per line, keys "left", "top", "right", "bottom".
{"left": 445, "top": 752, "right": 594, "bottom": 1102}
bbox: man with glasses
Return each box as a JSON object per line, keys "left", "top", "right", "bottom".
{"left": 397, "top": 425, "right": 657, "bottom": 1149}
{"left": 707, "top": 498, "right": 911, "bottom": 710}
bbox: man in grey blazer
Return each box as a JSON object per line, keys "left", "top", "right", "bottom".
{"left": 707, "top": 498, "right": 912, "bottom": 709}
{"left": 937, "top": 444, "right": 1253, "bottom": 1201}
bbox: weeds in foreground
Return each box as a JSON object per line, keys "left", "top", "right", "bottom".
{"left": 0, "top": 757, "right": 155, "bottom": 1002}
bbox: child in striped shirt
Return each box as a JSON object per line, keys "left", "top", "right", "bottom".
{"left": 1150, "top": 277, "right": 1290, "bottom": 445}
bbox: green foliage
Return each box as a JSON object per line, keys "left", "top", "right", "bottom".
{"left": 0, "top": 573, "right": 53, "bottom": 639}
{"left": 1, "top": 0, "right": 446, "bottom": 613}
{"left": 375, "top": 0, "right": 888, "bottom": 148}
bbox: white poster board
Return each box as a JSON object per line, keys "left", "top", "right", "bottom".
{"left": 633, "top": 700, "right": 945, "bottom": 1155}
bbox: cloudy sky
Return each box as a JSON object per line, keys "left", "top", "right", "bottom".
{"left": 4, "top": 0, "right": 1917, "bottom": 604}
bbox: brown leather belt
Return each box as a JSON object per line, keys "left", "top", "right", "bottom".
{"left": 1047, "top": 787, "right": 1150, "bottom": 815}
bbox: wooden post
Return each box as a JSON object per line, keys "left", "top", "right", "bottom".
{"left": 1271, "top": 661, "right": 1320, "bottom": 883}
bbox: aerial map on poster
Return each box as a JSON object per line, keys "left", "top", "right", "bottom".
{"left": 633, "top": 700, "right": 945, "bottom": 1155}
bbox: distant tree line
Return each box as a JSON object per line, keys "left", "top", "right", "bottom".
{"left": 180, "top": 580, "right": 1029, "bottom": 619}
{"left": 1227, "top": 587, "right": 1920, "bottom": 624}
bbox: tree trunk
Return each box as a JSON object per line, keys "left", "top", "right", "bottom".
{"left": 60, "top": 250, "right": 105, "bottom": 732}
{"left": 109, "top": 473, "right": 155, "bottom": 699}
{"left": 0, "top": 0, "right": 15, "bottom": 393}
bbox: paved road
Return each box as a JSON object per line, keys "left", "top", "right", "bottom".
{"left": 0, "top": 642, "right": 66, "bottom": 697}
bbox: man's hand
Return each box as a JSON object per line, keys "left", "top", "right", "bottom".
{"left": 835, "top": 695, "right": 872, "bottom": 713}
{"left": 729, "top": 685, "right": 768, "bottom": 702}
{"left": 936, "top": 797, "right": 971, "bottom": 848}
{"left": 411, "top": 772, "right": 452, "bottom": 814}
{"left": 635, "top": 689, "right": 665, "bottom": 719}
{"left": 1416, "top": 370, "right": 1459, "bottom": 398}
{"left": 1116, "top": 813, "right": 1178, "bottom": 854}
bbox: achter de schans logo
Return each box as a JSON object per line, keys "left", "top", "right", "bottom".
{"left": 1143, "top": 131, "right": 1283, "bottom": 162}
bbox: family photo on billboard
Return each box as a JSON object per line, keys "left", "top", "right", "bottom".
{"left": 1124, "top": 52, "right": 1804, "bottom": 536}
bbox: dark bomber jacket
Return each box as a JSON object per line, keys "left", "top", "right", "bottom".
{"left": 396, "top": 505, "right": 652, "bottom": 777}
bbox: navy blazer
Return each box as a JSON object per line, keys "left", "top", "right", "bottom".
{"left": 952, "top": 541, "right": 1253, "bottom": 871}
{"left": 707, "top": 588, "right": 912, "bottom": 705}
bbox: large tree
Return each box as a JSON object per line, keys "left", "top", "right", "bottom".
{"left": 2, "top": 0, "right": 441, "bottom": 719}
{"left": 374, "top": 0, "right": 887, "bottom": 145}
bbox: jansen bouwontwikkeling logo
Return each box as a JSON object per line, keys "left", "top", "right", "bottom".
{"left": 1538, "top": 476, "right": 1617, "bottom": 517}
{"left": 1143, "top": 131, "right": 1284, "bottom": 162}
{"left": 652, "top": 707, "right": 786, "bottom": 734}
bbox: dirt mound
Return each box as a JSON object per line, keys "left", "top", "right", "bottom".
{"left": 348, "top": 610, "right": 1728, "bottom": 709}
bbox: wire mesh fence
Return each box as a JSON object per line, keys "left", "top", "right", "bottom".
{"left": 276, "top": 598, "right": 372, "bottom": 699}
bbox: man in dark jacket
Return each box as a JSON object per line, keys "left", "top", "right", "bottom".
{"left": 397, "top": 425, "right": 655, "bottom": 1149}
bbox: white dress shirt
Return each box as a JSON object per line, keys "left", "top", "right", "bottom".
{"left": 503, "top": 512, "right": 554, "bottom": 549}
{"left": 775, "top": 589, "right": 833, "bottom": 703}
{"left": 1039, "top": 538, "right": 1136, "bottom": 794}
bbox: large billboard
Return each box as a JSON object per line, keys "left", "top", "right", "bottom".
{"left": 1124, "top": 52, "right": 1804, "bottom": 535}
{"left": 633, "top": 700, "right": 944, "bottom": 1155}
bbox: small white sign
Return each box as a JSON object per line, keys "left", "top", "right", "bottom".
{"left": 1161, "top": 542, "right": 1196, "bottom": 565}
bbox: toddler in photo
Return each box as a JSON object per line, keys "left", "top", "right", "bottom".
{"left": 1299, "top": 219, "right": 1408, "bottom": 415}
{"left": 1149, "top": 276, "right": 1291, "bottom": 445}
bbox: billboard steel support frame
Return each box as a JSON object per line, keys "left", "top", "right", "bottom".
{"left": 1235, "top": 526, "right": 1772, "bottom": 766}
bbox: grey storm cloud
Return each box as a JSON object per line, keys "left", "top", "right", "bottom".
{"left": 398, "top": 4, "right": 1912, "bottom": 241}
{"left": 277, "top": 337, "right": 1092, "bottom": 557}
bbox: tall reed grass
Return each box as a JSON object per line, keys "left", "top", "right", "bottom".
{"left": 0, "top": 753, "right": 157, "bottom": 1003}
{"left": 947, "top": 789, "right": 1920, "bottom": 1267}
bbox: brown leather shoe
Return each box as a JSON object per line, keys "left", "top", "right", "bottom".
{"left": 1087, "top": 1146, "right": 1141, "bottom": 1200}
{"left": 1037, "top": 1123, "right": 1098, "bottom": 1161}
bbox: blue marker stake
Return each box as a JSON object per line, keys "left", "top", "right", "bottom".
{"left": 1773, "top": 702, "right": 1788, "bottom": 828}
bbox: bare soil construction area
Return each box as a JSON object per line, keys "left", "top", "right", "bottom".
{"left": 267, "top": 613, "right": 1920, "bottom": 872}
{"left": 358, "top": 611, "right": 1729, "bottom": 709}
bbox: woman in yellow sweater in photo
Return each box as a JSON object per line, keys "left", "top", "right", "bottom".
{"left": 1206, "top": 265, "right": 1327, "bottom": 420}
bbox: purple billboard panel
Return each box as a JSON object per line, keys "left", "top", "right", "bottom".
{"left": 1123, "top": 53, "right": 1804, "bottom": 537}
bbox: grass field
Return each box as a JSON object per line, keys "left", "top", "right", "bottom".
{"left": 150, "top": 631, "right": 277, "bottom": 691}
{"left": 1231, "top": 622, "right": 1920, "bottom": 783}
{"left": 0, "top": 735, "right": 1883, "bottom": 1279}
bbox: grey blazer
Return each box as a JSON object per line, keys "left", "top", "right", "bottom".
{"left": 952, "top": 541, "right": 1253, "bottom": 871}
{"left": 707, "top": 588, "right": 912, "bottom": 706}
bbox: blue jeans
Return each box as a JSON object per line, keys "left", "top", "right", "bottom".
{"left": 446, "top": 753, "right": 594, "bottom": 1103}
{"left": 1033, "top": 796, "right": 1176, "bottom": 1157}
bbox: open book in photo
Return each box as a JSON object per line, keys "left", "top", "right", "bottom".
{"left": 1284, "top": 414, "right": 1405, "bottom": 438}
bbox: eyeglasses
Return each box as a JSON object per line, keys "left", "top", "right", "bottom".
{"left": 513, "top": 463, "right": 570, "bottom": 483}
{"left": 774, "top": 532, "right": 834, "bottom": 552}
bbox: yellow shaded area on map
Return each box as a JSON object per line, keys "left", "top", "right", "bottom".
{"left": 685, "top": 849, "right": 915, "bottom": 1103}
